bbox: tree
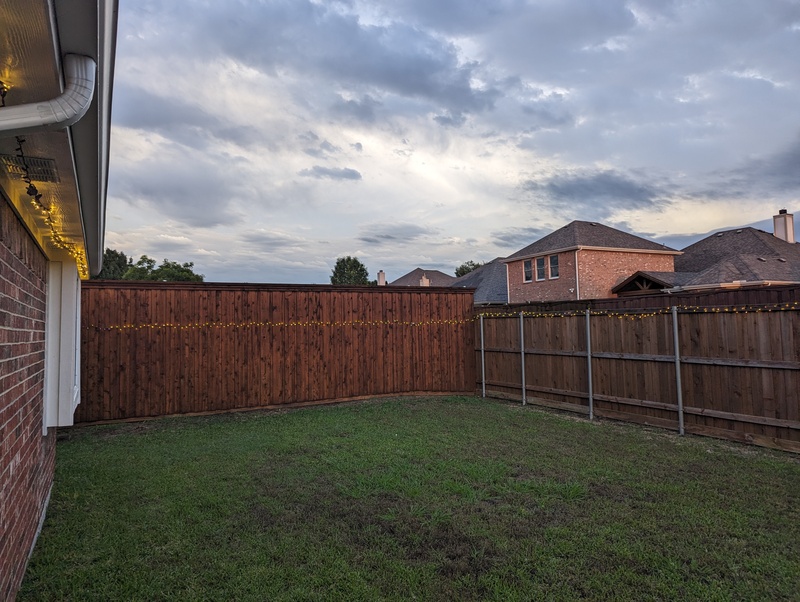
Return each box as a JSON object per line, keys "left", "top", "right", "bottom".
{"left": 330, "top": 256, "right": 370, "bottom": 285}
{"left": 122, "top": 255, "right": 204, "bottom": 282}
{"left": 92, "top": 248, "right": 129, "bottom": 279}
{"left": 153, "top": 259, "right": 205, "bottom": 282}
{"left": 455, "top": 260, "right": 484, "bottom": 277}
{"left": 122, "top": 255, "right": 157, "bottom": 280}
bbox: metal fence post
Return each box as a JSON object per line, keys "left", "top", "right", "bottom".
{"left": 480, "top": 313, "right": 486, "bottom": 398}
{"left": 672, "top": 306, "right": 685, "bottom": 435}
{"left": 520, "top": 311, "right": 526, "bottom": 405}
{"left": 586, "top": 309, "right": 594, "bottom": 420}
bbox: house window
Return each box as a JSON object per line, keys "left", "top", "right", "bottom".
{"left": 523, "top": 260, "right": 532, "bottom": 282}
{"left": 549, "top": 255, "right": 559, "bottom": 278}
{"left": 535, "top": 257, "right": 546, "bottom": 280}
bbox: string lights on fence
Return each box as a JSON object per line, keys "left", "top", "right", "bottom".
{"left": 476, "top": 300, "right": 800, "bottom": 321}
{"left": 84, "top": 300, "right": 799, "bottom": 332}
{"left": 85, "top": 317, "right": 474, "bottom": 332}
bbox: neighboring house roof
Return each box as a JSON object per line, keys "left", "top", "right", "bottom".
{"left": 505, "top": 220, "right": 678, "bottom": 261}
{"left": 613, "top": 227, "right": 800, "bottom": 294}
{"left": 612, "top": 271, "right": 696, "bottom": 295}
{"left": 389, "top": 268, "right": 456, "bottom": 287}
{"left": 676, "top": 227, "right": 800, "bottom": 274}
{"left": 450, "top": 258, "right": 508, "bottom": 304}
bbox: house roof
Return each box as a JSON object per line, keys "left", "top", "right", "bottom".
{"left": 613, "top": 228, "right": 800, "bottom": 294}
{"left": 389, "top": 268, "right": 456, "bottom": 287}
{"left": 676, "top": 227, "right": 800, "bottom": 273}
{"left": 505, "top": 220, "right": 677, "bottom": 261}
{"left": 450, "top": 258, "right": 508, "bottom": 304}
{"left": 612, "top": 270, "right": 697, "bottom": 294}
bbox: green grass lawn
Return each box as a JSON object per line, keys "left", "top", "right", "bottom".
{"left": 20, "top": 396, "right": 800, "bottom": 601}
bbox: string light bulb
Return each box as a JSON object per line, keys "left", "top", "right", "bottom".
{"left": 12, "top": 136, "right": 89, "bottom": 278}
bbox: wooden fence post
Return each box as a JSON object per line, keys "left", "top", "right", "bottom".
{"left": 586, "top": 309, "right": 594, "bottom": 420}
{"left": 672, "top": 305, "right": 685, "bottom": 435}
{"left": 480, "top": 313, "right": 486, "bottom": 398}
{"left": 520, "top": 311, "right": 526, "bottom": 405}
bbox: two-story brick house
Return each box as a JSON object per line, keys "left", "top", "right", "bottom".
{"left": 503, "top": 221, "right": 680, "bottom": 303}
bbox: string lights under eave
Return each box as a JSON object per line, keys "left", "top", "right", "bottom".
{"left": 11, "top": 136, "right": 89, "bottom": 278}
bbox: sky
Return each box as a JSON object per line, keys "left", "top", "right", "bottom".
{"left": 105, "top": 0, "right": 800, "bottom": 283}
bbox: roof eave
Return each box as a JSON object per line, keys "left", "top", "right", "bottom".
{"left": 55, "top": 0, "right": 118, "bottom": 276}
{"left": 664, "top": 280, "right": 800, "bottom": 293}
{"left": 504, "top": 245, "right": 682, "bottom": 263}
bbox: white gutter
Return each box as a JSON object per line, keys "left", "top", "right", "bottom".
{"left": 0, "top": 54, "right": 96, "bottom": 138}
{"left": 574, "top": 249, "right": 580, "bottom": 300}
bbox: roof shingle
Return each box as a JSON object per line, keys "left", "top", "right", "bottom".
{"left": 506, "top": 220, "right": 676, "bottom": 260}
{"left": 449, "top": 258, "right": 508, "bottom": 304}
{"left": 389, "top": 268, "right": 456, "bottom": 287}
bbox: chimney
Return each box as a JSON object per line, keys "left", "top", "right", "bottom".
{"left": 377, "top": 270, "right": 386, "bottom": 286}
{"left": 773, "top": 209, "right": 795, "bottom": 244}
{"left": 419, "top": 273, "right": 430, "bottom": 287}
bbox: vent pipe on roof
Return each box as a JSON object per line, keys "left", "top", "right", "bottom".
{"left": 0, "top": 54, "right": 96, "bottom": 138}
{"left": 773, "top": 209, "right": 795, "bottom": 244}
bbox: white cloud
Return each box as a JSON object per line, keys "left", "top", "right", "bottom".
{"left": 105, "top": 0, "right": 800, "bottom": 282}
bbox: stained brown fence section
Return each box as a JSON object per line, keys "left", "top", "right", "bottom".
{"left": 77, "top": 282, "right": 475, "bottom": 423}
{"left": 476, "top": 304, "right": 800, "bottom": 452}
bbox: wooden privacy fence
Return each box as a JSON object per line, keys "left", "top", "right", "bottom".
{"left": 77, "top": 282, "right": 476, "bottom": 423}
{"left": 476, "top": 303, "right": 800, "bottom": 452}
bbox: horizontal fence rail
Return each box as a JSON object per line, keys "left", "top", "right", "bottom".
{"left": 476, "top": 302, "right": 800, "bottom": 453}
{"left": 78, "top": 282, "right": 476, "bottom": 423}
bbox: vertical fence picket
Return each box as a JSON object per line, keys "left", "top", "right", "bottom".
{"left": 520, "top": 311, "right": 526, "bottom": 405}
{"left": 672, "top": 305, "right": 685, "bottom": 435}
{"left": 586, "top": 309, "right": 594, "bottom": 420}
{"left": 480, "top": 313, "right": 486, "bottom": 398}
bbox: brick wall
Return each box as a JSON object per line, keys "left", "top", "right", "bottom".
{"left": 507, "top": 249, "right": 676, "bottom": 303}
{"left": 0, "top": 196, "right": 54, "bottom": 601}
{"left": 576, "top": 250, "right": 674, "bottom": 300}
{"left": 508, "top": 251, "right": 578, "bottom": 303}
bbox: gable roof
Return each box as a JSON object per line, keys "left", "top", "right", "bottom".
{"left": 613, "top": 227, "right": 800, "bottom": 294}
{"left": 389, "top": 268, "right": 456, "bottom": 287}
{"left": 449, "top": 258, "right": 508, "bottom": 304}
{"left": 505, "top": 220, "right": 677, "bottom": 261}
{"left": 676, "top": 227, "right": 800, "bottom": 273}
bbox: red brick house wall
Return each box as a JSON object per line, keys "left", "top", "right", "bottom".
{"left": 507, "top": 250, "right": 579, "bottom": 303}
{"left": 576, "top": 250, "right": 675, "bottom": 300}
{"left": 507, "top": 249, "right": 675, "bottom": 303}
{"left": 0, "top": 196, "right": 54, "bottom": 600}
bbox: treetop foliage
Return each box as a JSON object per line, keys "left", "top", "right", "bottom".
{"left": 330, "top": 256, "right": 370, "bottom": 285}
{"left": 92, "top": 249, "right": 204, "bottom": 282}
{"left": 455, "top": 260, "right": 484, "bottom": 278}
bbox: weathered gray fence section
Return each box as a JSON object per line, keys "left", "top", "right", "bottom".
{"left": 476, "top": 305, "right": 800, "bottom": 452}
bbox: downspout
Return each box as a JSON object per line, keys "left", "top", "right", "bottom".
{"left": 574, "top": 249, "right": 580, "bottom": 300}
{"left": 0, "top": 54, "right": 96, "bottom": 138}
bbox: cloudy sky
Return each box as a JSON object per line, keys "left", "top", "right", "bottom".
{"left": 105, "top": 0, "right": 800, "bottom": 283}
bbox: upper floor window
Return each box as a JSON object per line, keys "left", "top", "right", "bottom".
{"left": 535, "top": 257, "right": 546, "bottom": 280}
{"left": 549, "top": 255, "right": 559, "bottom": 278}
{"left": 523, "top": 259, "right": 532, "bottom": 282}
